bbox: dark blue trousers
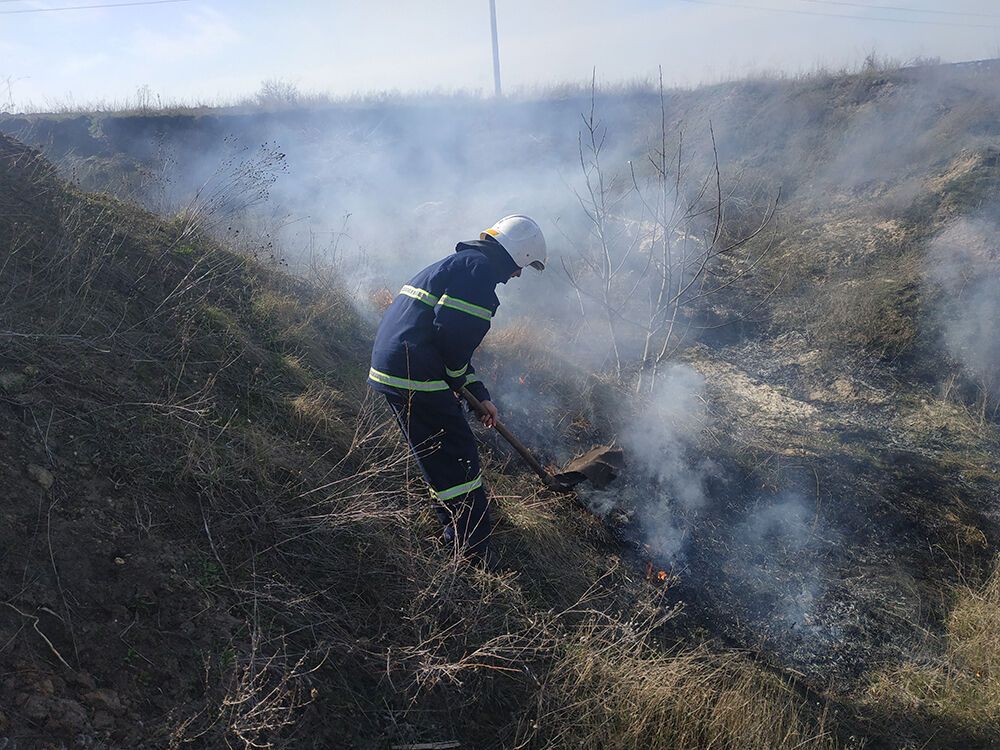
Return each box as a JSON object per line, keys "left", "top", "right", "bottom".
{"left": 384, "top": 390, "right": 492, "bottom": 556}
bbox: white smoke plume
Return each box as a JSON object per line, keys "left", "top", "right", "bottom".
{"left": 732, "top": 491, "right": 824, "bottom": 630}
{"left": 624, "top": 364, "right": 714, "bottom": 510}
{"left": 926, "top": 214, "right": 1000, "bottom": 416}
{"left": 617, "top": 363, "right": 716, "bottom": 561}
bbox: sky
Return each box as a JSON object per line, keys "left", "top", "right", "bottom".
{"left": 1, "top": 0, "right": 999, "bottom": 109}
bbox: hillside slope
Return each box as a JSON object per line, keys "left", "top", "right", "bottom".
{"left": 4, "top": 60, "right": 1000, "bottom": 749}
{"left": 0, "top": 135, "right": 851, "bottom": 749}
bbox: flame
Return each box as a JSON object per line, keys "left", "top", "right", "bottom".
{"left": 644, "top": 558, "right": 671, "bottom": 586}
{"left": 371, "top": 287, "right": 393, "bottom": 311}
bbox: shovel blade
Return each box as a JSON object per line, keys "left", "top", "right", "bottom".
{"left": 550, "top": 444, "right": 624, "bottom": 490}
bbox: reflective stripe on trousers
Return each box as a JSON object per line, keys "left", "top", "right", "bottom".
{"left": 383, "top": 390, "right": 491, "bottom": 555}
{"left": 368, "top": 367, "right": 449, "bottom": 392}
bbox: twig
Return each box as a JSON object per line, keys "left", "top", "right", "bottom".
{"left": 30, "top": 407, "right": 54, "bottom": 464}
{"left": 4, "top": 601, "right": 72, "bottom": 669}
{"left": 47, "top": 494, "right": 80, "bottom": 666}
{"left": 0, "top": 330, "right": 111, "bottom": 353}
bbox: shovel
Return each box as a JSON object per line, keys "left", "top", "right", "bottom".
{"left": 460, "top": 386, "right": 623, "bottom": 491}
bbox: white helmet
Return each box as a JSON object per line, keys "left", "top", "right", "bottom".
{"left": 481, "top": 214, "right": 546, "bottom": 271}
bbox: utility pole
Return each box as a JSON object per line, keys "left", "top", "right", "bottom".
{"left": 489, "top": 0, "right": 502, "bottom": 96}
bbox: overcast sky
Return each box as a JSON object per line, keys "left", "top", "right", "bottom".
{"left": 2, "top": 0, "right": 999, "bottom": 109}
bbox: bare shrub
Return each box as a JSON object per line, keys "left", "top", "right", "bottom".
{"left": 173, "top": 139, "right": 288, "bottom": 247}
{"left": 564, "top": 70, "right": 779, "bottom": 392}
{"left": 256, "top": 79, "right": 301, "bottom": 109}
{"left": 169, "top": 631, "right": 322, "bottom": 750}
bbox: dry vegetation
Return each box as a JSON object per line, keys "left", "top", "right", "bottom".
{"left": 527, "top": 620, "right": 836, "bottom": 750}
{"left": 4, "top": 58, "right": 1000, "bottom": 749}
{"left": 0, "top": 133, "right": 843, "bottom": 748}
{"left": 868, "top": 564, "right": 1000, "bottom": 747}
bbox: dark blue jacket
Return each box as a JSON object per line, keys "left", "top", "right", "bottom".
{"left": 369, "top": 238, "right": 518, "bottom": 406}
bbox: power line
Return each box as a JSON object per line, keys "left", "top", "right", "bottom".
{"left": 797, "top": 0, "right": 1000, "bottom": 20}
{"left": 674, "top": 0, "right": 998, "bottom": 28}
{"left": 0, "top": 0, "right": 190, "bottom": 14}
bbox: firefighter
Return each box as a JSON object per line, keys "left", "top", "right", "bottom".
{"left": 368, "top": 215, "right": 546, "bottom": 563}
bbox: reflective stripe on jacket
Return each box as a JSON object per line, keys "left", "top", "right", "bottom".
{"left": 368, "top": 238, "right": 518, "bottom": 404}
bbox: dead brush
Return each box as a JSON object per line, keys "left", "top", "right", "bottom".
{"left": 484, "top": 321, "right": 586, "bottom": 392}
{"left": 397, "top": 559, "right": 555, "bottom": 694}
{"left": 807, "top": 272, "right": 919, "bottom": 362}
{"left": 172, "top": 140, "right": 287, "bottom": 246}
{"left": 168, "top": 624, "right": 325, "bottom": 750}
{"left": 182, "top": 390, "right": 840, "bottom": 750}
{"left": 487, "top": 465, "right": 626, "bottom": 610}
{"left": 163, "top": 400, "right": 427, "bottom": 746}
{"left": 2, "top": 135, "right": 847, "bottom": 749}
{"left": 288, "top": 381, "right": 351, "bottom": 443}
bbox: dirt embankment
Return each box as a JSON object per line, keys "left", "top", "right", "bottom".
{"left": 0, "top": 132, "right": 373, "bottom": 747}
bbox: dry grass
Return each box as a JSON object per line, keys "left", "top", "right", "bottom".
{"left": 0, "top": 131, "right": 849, "bottom": 749}
{"left": 0, "top": 134, "right": 848, "bottom": 748}
{"left": 10, "top": 55, "right": 1000, "bottom": 748}
{"left": 521, "top": 617, "right": 836, "bottom": 750}
{"left": 868, "top": 564, "right": 1000, "bottom": 745}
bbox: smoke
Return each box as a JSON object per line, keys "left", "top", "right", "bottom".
{"left": 98, "top": 97, "right": 652, "bottom": 343}
{"left": 611, "top": 366, "right": 826, "bottom": 634}
{"left": 573, "top": 363, "right": 830, "bottom": 638}
{"left": 730, "top": 492, "right": 824, "bottom": 631}
{"left": 741, "top": 492, "right": 812, "bottom": 552}
{"left": 579, "top": 363, "right": 715, "bottom": 561}
{"left": 624, "top": 365, "right": 713, "bottom": 510}
{"left": 926, "top": 216, "right": 1000, "bottom": 402}
{"left": 14, "top": 65, "right": 996, "bottom": 675}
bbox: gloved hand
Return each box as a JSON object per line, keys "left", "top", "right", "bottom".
{"left": 477, "top": 400, "right": 499, "bottom": 428}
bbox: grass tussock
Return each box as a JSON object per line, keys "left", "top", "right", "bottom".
{"left": 868, "top": 564, "right": 1000, "bottom": 744}
{"left": 524, "top": 619, "right": 835, "bottom": 750}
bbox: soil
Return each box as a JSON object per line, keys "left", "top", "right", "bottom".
{"left": 0, "top": 385, "right": 227, "bottom": 748}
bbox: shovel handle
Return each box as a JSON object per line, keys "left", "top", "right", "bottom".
{"left": 460, "top": 387, "right": 551, "bottom": 482}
